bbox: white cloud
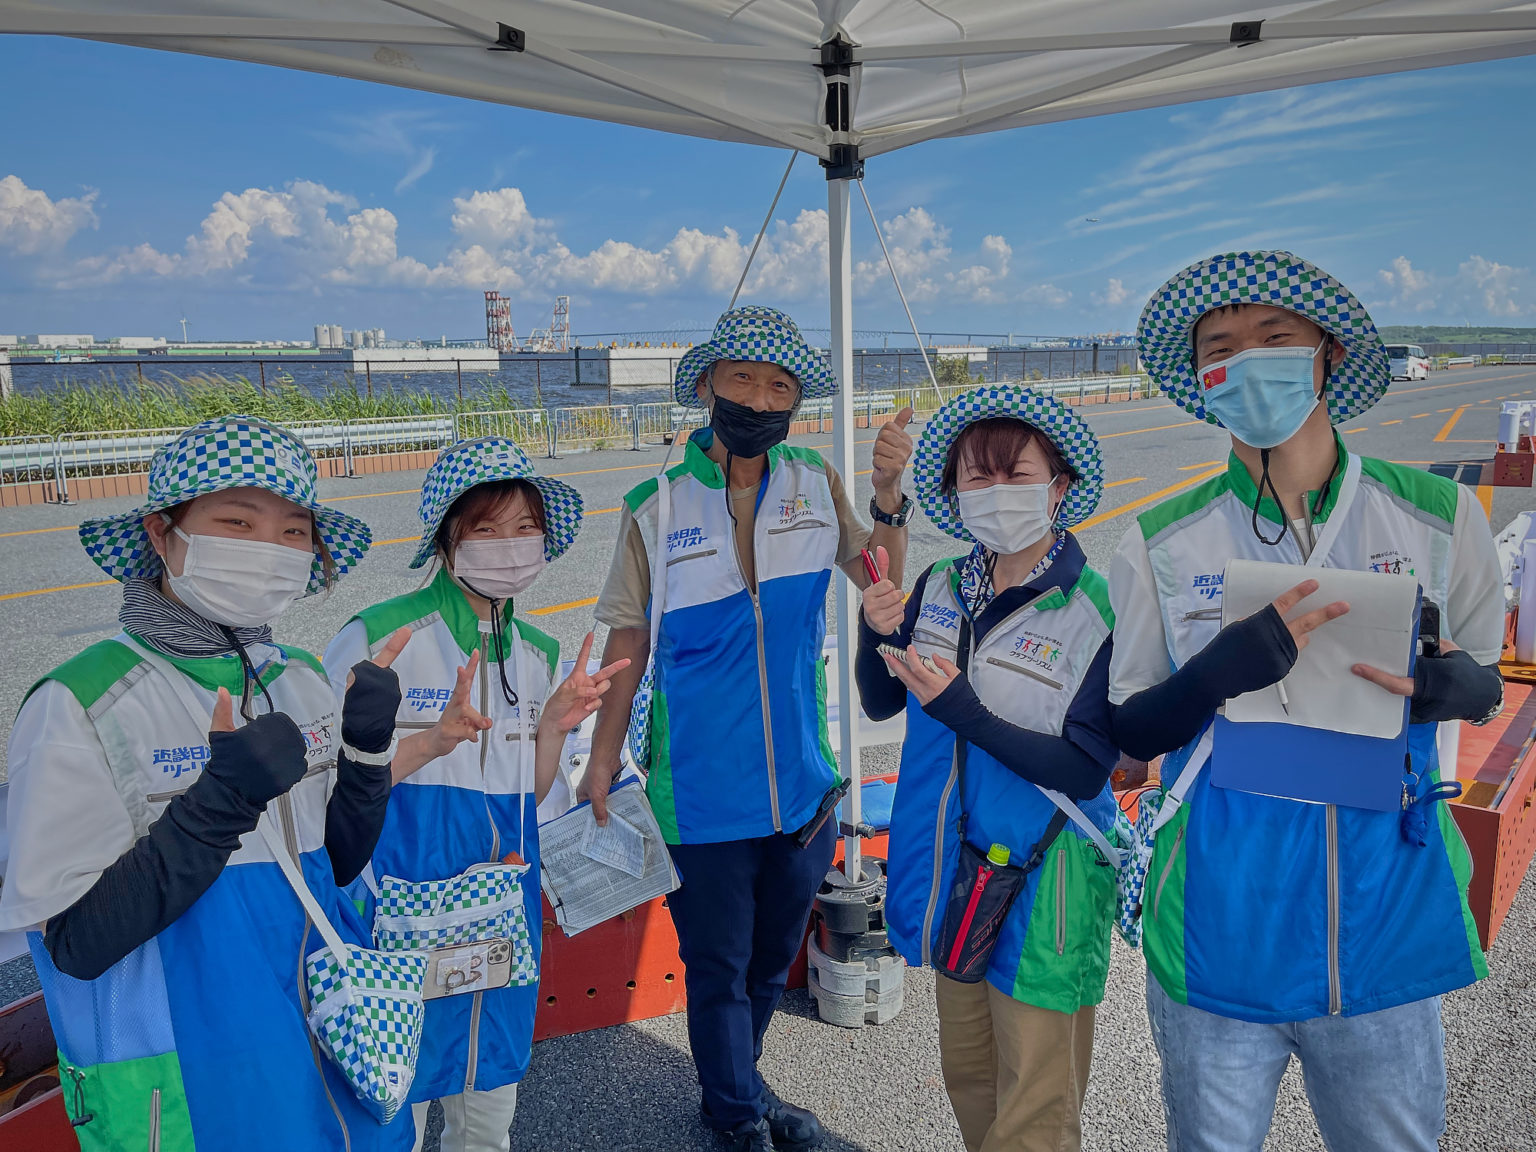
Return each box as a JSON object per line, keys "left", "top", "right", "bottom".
{"left": 0, "top": 175, "right": 98, "bottom": 253}
{"left": 1093, "top": 278, "right": 1130, "bottom": 307}
{"left": 1374, "top": 254, "right": 1533, "bottom": 320}
{"left": 1021, "top": 283, "right": 1071, "bottom": 307}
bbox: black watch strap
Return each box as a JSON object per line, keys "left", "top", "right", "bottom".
{"left": 869, "top": 493, "right": 914, "bottom": 527}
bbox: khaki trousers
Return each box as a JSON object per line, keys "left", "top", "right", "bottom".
{"left": 410, "top": 1081, "right": 520, "bottom": 1152}
{"left": 934, "top": 973, "right": 1095, "bottom": 1152}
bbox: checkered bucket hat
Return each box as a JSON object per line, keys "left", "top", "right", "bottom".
{"left": 913, "top": 385, "right": 1105, "bottom": 540}
{"left": 78, "top": 415, "right": 371, "bottom": 596}
{"left": 412, "top": 437, "right": 584, "bottom": 569}
{"left": 673, "top": 305, "right": 837, "bottom": 408}
{"left": 1138, "top": 250, "right": 1390, "bottom": 427}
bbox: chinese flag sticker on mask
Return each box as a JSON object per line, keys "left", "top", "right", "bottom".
{"left": 1202, "top": 365, "right": 1227, "bottom": 390}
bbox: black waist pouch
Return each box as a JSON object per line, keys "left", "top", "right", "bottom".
{"left": 933, "top": 811, "right": 1068, "bottom": 983}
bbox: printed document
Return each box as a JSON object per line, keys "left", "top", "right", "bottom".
{"left": 1221, "top": 559, "right": 1417, "bottom": 740}
{"left": 539, "top": 780, "right": 679, "bottom": 936}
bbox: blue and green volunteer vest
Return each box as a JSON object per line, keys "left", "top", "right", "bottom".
{"left": 1137, "top": 445, "right": 1487, "bottom": 1024}
{"left": 884, "top": 554, "right": 1119, "bottom": 1014}
{"left": 23, "top": 637, "right": 409, "bottom": 1152}
{"left": 327, "top": 569, "right": 556, "bottom": 1100}
{"left": 625, "top": 438, "right": 841, "bottom": 844}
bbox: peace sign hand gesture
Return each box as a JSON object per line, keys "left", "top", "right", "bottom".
{"left": 541, "top": 632, "right": 632, "bottom": 737}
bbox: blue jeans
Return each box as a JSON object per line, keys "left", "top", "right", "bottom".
{"left": 1146, "top": 974, "right": 1446, "bottom": 1152}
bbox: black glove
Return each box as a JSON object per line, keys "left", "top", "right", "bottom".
{"left": 342, "top": 661, "right": 402, "bottom": 755}
{"left": 1411, "top": 647, "right": 1504, "bottom": 725}
{"left": 204, "top": 712, "right": 309, "bottom": 808}
{"left": 1199, "top": 604, "right": 1300, "bottom": 698}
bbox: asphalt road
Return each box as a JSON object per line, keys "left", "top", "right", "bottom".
{"left": 3, "top": 365, "right": 1536, "bottom": 1150}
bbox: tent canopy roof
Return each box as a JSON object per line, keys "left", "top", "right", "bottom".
{"left": 6, "top": 1, "right": 1535, "bottom": 162}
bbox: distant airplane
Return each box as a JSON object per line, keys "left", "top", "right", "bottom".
{"left": 1085, "top": 217, "right": 1100, "bottom": 222}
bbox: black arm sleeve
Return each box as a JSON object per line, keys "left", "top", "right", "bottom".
{"left": 922, "top": 641, "right": 1118, "bottom": 801}
{"left": 43, "top": 774, "right": 262, "bottom": 981}
{"left": 854, "top": 565, "right": 933, "bottom": 723}
{"left": 324, "top": 752, "right": 392, "bottom": 886}
{"left": 1110, "top": 604, "right": 1298, "bottom": 762}
{"left": 1411, "top": 647, "right": 1504, "bottom": 724}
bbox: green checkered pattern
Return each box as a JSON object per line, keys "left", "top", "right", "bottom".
{"left": 1138, "top": 250, "right": 1391, "bottom": 427}
{"left": 77, "top": 415, "right": 371, "bottom": 595}
{"left": 673, "top": 305, "right": 836, "bottom": 408}
{"left": 373, "top": 864, "right": 538, "bottom": 987}
{"left": 913, "top": 385, "right": 1105, "bottom": 538}
{"left": 304, "top": 945, "right": 428, "bottom": 1124}
{"left": 412, "top": 436, "right": 583, "bottom": 569}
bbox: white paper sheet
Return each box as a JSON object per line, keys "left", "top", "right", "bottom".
{"left": 538, "top": 780, "right": 679, "bottom": 936}
{"left": 1221, "top": 559, "right": 1418, "bottom": 740}
{"left": 579, "top": 810, "right": 647, "bottom": 879}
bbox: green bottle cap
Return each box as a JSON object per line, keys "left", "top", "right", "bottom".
{"left": 987, "top": 843, "right": 1011, "bottom": 867}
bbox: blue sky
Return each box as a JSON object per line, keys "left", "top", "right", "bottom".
{"left": 1, "top": 37, "right": 1533, "bottom": 343}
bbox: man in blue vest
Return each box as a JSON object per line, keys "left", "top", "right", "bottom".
{"left": 585, "top": 306, "right": 914, "bottom": 1151}
{"left": 1109, "top": 251, "right": 1505, "bottom": 1151}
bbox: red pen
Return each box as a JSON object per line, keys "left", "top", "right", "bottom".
{"left": 860, "top": 547, "right": 882, "bottom": 586}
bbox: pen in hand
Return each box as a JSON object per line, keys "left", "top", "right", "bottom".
{"left": 860, "top": 547, "right": 882, "bottom": 586}
{"left": 1276, "top": 678, "right": 1291, "bottom": 716}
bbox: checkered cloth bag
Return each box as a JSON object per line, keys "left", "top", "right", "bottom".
{"left": 1114, "top": 728, "right": 1211, "bottom": 948}
{"left": 256, "top": 819, "right": 427, "bottom": 1125}
{"left": 372, "top": 863, "right": 538, "bottom": 987}
{"left": 303, "top": 947, "right": 428, "bottom": 1124}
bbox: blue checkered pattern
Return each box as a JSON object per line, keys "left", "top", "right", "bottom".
{"left": 373, "top": 864, "right": 538, "bottom": 987}
{"left": 1115, "top": 800, "right": 1160, "bottom": 948}
{"left": 411, "top": 436, "right": 583, "bottom": 569}
{"left": 912, "top": 385, "right": 1104, "bottom": 539}
{"left": 1138, "top": 250, "right": 1391, "bottom": 427}
{"left": 305, "top": 945, "right": 428, "bottom": 1124}
{"left": 78, "top": 415, "right": 371, "bottom": 595}
{"left": 673, "top": 305, "right": 837, "bottom": 408}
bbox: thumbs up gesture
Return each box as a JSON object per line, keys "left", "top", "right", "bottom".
{"left": 871, "top": 405, "right": 914, "bottom": 509}
{"left": 205, "top": 687, "right": 309, "bottom": 808}
{"left": 861, "top": 545, "right": 906, "bottom": 636}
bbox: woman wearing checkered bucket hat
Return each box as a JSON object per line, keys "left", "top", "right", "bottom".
{"left": 854, "top": 385, "right": 1121, "bottom": 1152}
{"left": 1107, "top": 252, "right": 1505, "bottom": 1151}
{"left": 0, "top": 416, "right": 419, "bottom": 1152}
{"left": 582, "top": 305, "right": 916, "bottom": 1152}
{"left": 324, "top": 436, "right": 630, "bottom": 1152}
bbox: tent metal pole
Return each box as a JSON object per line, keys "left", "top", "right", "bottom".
{"left": 828, "top": 176, "right": 861, "bottom": 885}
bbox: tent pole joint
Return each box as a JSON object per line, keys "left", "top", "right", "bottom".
{"left": 490, "top": 22, "right": 525, "bottom": 52}
{"left": 1229, "top": 20, "right": 1263, "bottom": 45}
{"left": 819, "top": 33, "right": 856, "bottom": 76}
{"left": 821, "top": 143, "right": 863, "bottom": 181}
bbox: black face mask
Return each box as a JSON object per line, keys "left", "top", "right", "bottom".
{"left": 708, "top": 392, "right": 794, "bottom": 458}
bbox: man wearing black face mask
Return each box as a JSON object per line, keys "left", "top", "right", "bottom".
{"left": 586, "top": 306, "right": 913, "bottom": 1151}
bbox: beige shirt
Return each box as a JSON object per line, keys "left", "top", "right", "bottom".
{"left": 596, "top": 453, "right": 871, "bottom": 630}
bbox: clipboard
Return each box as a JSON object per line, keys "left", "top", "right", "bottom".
{"left": 1211, "top": 560, "right": 1420, "bottom": 812}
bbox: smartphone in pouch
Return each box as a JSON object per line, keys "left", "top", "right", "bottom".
{"left": 422, "top": 938, "right": 514, "bottom": 1000}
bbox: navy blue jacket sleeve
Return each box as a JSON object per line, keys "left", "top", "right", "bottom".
{"left": 854, "top": 564, "right": 933, "bottom": 722}
{"left": 922, "top": 638, "right": 1118, "bottom": 801}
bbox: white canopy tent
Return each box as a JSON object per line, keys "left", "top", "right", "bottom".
{"left": 8, "top": 0, "right": 1535, "bottom": 877}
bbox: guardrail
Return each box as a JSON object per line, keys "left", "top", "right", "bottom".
{"left": 1443, "top": 356, "right": 1482, "bottom": 368}
{"left": 0, "top": 374, "right": 1156, "bottom": 503}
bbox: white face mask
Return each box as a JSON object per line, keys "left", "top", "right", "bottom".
{"left": 164, "top": 525, "right": 313, "bottom": 628}
{"left": 452, "top": 536, "right": 547, "bottom": 600}
{"left": 956, "top": 479, "right": 1059, "bottom": 555}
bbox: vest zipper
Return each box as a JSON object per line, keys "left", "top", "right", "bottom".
{"left": 983, "top": 656, "right": 1064, "bottom": 690}
{"left": 146, "top": 759, "right": 332, "bottom": 805}
{"left": 1054, "top": 848, "right": 1067, "bottom": 956}
{"left": 147, "top": 1087, "right": 161, "bottom": 1152}
{"left": 466, "top": 626, "right": 498, "bottom": 1094}
{"left": 766, "top": 518, "right": 832, "bottom": 535}
{"left": 1182, "top": 608, "right": 1222, "bottom": 622}
{"left": 921, "top": 761, "right": 960, "bottom": 968}
{"left": 665, "top": 547, "right": 717, "bottom": 566}
{"left": 1327, "top": 803, "right": 1342, "bottom": 1014}
{"left": 728, "top": 505, "right": 781, "bottom": 831}
{"left": 1153, "top": 824, "right": 1186, "bottom": 922}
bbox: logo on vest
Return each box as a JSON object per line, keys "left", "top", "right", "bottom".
{"left": 667, "top": 526, "right": 705, "bottom": 553}
{"left": 152, "top": 744, "right": 209, "bottom": 779}
{"left": 299, "top": 715, "right": 335, "bottom": 760}
{"left": 1368, "top": 550, "right": 1415, "bottom": 576}
{"left": 1191, "top": 573, "right": 1223, "bottom": 600}
{"left": 405, "top": 686, "right": 453, "bottom": 713}
{"left": 919, "top": 602, "right": 960, "bottom": 631}
{"left": 776, "top": 494, "right": 815, "bottom": 527}
{"left": 1010, "top": 631, "right": 1064, "bottom": 672}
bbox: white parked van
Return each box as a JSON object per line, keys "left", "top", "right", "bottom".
{"left": 1387, "top": 344, "right": 1431, "bottom": 381}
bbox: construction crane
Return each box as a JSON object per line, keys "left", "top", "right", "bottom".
{"left": 484, "top": 291, "right": 518, "bottom": 353}
{"left": 522, "top": 295, "right": 571, "bottom": 352}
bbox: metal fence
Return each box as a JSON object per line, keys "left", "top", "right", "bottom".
{"left": 0, "top": 373, "right": 1158, "bottom": 502}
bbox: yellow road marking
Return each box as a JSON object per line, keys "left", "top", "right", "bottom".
{"left": 1476, "top": 485, "right": 1494, "bottom": 519}
{"left": 1100, "top": 422, "right": 1192, "bottom": 440}
{"left": 1438, "top": 408, "right": 1455, "bottom": 413}
{"left": 1106, "top": 477, "right": 1145, "bottom": 488}
{"left": 0, "top": 524, "right": 78, "bottom": 538}
{"left": 1381, "top": 420, "right": 1403, "bottom": 425}
{"left": 1180, "top": 460, "right": 1223, "bottom": 470}
{"left": 1393, "top": 370, "right": 1536, "bottom": 396}
{"left": 1075, "top": 466, "right": 1225, "bottom": 532}
{"left": 1342, "top": 428, "right": 1369, "bottom": 434}
{"left": 329, "top": 488, "right": 421, "bottom": 502}
{"left": 1434, "top": 407, "right": 1469, "bottom": 442}
{"left": 0, "top": 578, "right": 115, "bottom": 602}
{"left": 1410, "top": 413, "right": 1431, "bottom": 419}
{"left": 527, "top": 596, "right": 599, "bottom": 617}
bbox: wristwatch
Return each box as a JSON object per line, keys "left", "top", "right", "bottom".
{"left": 869, "top": 492, "right": 914, "bottom": 527}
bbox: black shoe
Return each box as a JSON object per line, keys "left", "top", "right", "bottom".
{"left": 762, "top": 1088, "right": 823, "bottom": 1148}
{"left": 719, "top": 1117, "right": 776, "bottom": 1152}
